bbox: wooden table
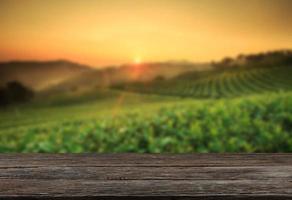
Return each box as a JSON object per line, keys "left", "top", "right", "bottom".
{"left": 0, "top": 154, "right": 291, "bottom": 199}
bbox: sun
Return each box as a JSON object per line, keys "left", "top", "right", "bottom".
{"left": 134, "top": 57, "right": 142, "bottom": 65}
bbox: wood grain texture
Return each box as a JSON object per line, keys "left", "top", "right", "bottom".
{"left": 0, "top": 154, "right": 291, "bottom": 199}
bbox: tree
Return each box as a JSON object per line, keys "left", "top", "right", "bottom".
{"left": 0, "top": 81, "right": 34, "bottom": 106}
{"left": 0, "top": 87, "right": 8, "bottom": 106}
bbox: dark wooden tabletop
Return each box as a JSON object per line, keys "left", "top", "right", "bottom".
{"left": 0, "top": 154, "right": 291, "bottom": 199}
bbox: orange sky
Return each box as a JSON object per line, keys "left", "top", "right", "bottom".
{"left": 0, "top": 0, "right": 291, "bottom": 67}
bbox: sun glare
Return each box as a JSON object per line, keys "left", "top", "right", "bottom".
{"left": 134, "top": 57, "right": 142, "bottom": 65}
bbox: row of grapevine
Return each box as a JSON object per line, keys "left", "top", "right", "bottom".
{"left": 119, "top": 66, "right": 292, "bottom": 98}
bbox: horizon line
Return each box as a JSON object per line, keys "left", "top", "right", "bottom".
{"left": 0, "top": 48, "right": 291, "bottom": 68}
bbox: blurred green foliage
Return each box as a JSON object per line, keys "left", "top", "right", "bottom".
{"left": 1, "top": 92, "right": 291, "bottom": 153}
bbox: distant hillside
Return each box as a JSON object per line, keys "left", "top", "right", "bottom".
{"left": 213, "top": 50, "right": 292, "bottom": 69}
{"left": 0, "top": 60, "right": 93, "bottom": 91}
{"left": 113, "top": 50, "right": 292, "bottom": 98}
{"left": 43, "top": 62, "right": 211, "bottom": 94}
{"left": 3, "top": 50, "right": 291, "bottom": 98}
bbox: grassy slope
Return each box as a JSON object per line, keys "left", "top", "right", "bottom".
{"left": 0, "top": 90, "right": 182, "bottom": 136}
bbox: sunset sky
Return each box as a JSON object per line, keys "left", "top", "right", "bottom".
{"left": 0, "top": 0, "right": 291, "bottom": 67}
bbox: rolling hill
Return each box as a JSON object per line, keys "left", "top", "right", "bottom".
{"left": 0, "top": 59, "right": 210, "bottom": 95}
{"left": 40, "top": 61, "right": 211, "bottom": 94}
{"left": 113, "top": 50, "right": 292, "bottom": 98}
{"left": 0, "top": 60, "right": 93, "bottom": 91}
{"left": 1, "top": 50, "right": 291, "bottom": 99}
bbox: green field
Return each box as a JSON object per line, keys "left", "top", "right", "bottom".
{"left": 1, "top": 60, "right": 292, "bottom": 152}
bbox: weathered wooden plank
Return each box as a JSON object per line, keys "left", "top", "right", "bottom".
{"left": 0, "top": 154, "right": 291, "bottom": 167}
{"left": 0, "top": 154, "right": 291, "bottom": 199}
{"left": 0, "top": 179, "right": 291, "bottom": 196}
{"left": 0, "top": 166, "right": 291, "bottom": 180}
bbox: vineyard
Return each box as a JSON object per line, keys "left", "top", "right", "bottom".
{"left": 0, "top": 53, "right": 292, "bottom": 153}
{"left": 114, "top": 65, "right": 292, "bottom": 98}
